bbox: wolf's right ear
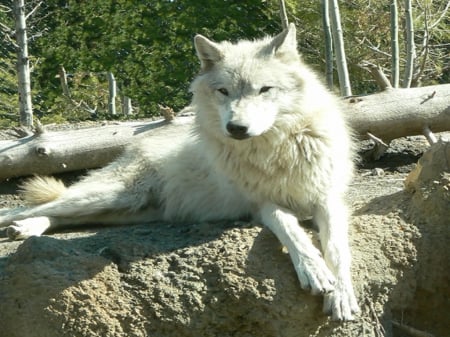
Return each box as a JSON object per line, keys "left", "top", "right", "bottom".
{"left": 194, "top": 35, "right": 223, "bottom": 71}
{"left": 267, "top": 23, "right": 299, "bottom": 62}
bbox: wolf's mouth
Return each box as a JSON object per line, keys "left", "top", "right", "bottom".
{"left": 229, "top": 133, "right": 251, "bottom": 140}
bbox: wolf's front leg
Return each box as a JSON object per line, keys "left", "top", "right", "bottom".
{"left": 313, "top": 197, "right": 360, "bottom": 321}
{"left": 259, "top": 202, "right": 335, "bottom": 295}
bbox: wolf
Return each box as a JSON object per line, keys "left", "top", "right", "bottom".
{"left": 0, "top": 24, "right": 359, "bottom": 320}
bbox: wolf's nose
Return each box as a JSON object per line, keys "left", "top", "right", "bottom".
{"left": 226, "top": 122, "right": 249, "bottom": 140}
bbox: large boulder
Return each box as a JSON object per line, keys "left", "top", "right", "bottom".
{"left": 0, "top": 141, "right": 448, "bottom": 337}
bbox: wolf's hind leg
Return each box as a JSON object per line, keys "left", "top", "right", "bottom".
{"left": 0, "top": 176, "right": 66, "bottom": 227}
{"left": 259, "top": 202, "right": 335, "bottom": 294}
{"left": 6, "top": 207, "right": 163, "bottom": 240}
{"left": 0, "top": 206, "right": 29, "bottom": 227}
{"left": 6, "top": 216, "right": 52, "bottom": 240}
{"left": 3, "top": 173, "right": 163, "bottom": 239}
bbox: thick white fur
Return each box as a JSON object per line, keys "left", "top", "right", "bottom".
{"left": 0, "top": 24, "right": 359, "bottom": 320}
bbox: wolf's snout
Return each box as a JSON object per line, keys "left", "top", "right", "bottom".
{"left": 226, "top": 122, "right": 250, "bottom": 140}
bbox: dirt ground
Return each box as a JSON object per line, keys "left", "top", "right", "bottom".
{"left": 0, "top": 124, "right": 448, "bottom": 337}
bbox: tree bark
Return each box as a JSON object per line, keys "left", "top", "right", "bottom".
{"left": 59, "top": 65, "right": 71, "bottom": 97}
{"left": 122, "top": 96, "right": 133, "bottom": 115}
{"left": 390, "top": 0, "right": 399, "bottom": 88}
{"left": 0, "top": 118, "right": 192, "bottom": 181}
{"left": 14, "top": 0, "right": 33, "bottom": 127}
{"left": 278, "top": 0, "right": 288, "bottom": 30}
{"left": 328, "top": 0, "right": 352, "bottom": 96}
{"left": 321, "top": 0, "right": 334, "bottom": 90}
{"left": 107, "top": 72, "right": 116, "bottom": 115}
{"left": 345, "top": 83, "right": 450, "bottom": 142}
{"left": 402, "top": 0, "right": 416, "bottom": 88}
{"left": 0, "top": 84, "right": 449, "bottom": 181}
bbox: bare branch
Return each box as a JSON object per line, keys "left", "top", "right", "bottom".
{"left": 59, "top": 65, "right": 71, "bottom": 97}
{"left": 34, "top": 119, "right": 46, "bottom": 135}
{"left": 423, "top": 125, "right": 437, "bottom": 145}
{"left": 429, "top": 1, "right": 450, "bottom": 30}
{"left": 25, "top": 1, "right": 42, "bottom": 20}
{"left": 359, "top": 61, "right": 392, "bottom": 90}
{"left": 413, "top": 2, "right": 431, "bottom": 86}
{"left": 366, "top": 132, "right": 389, "bottom": 160}
{"left": 0, "top": 21, "right": 13, "bottom": 34}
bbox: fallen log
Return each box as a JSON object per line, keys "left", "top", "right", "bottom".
{"left": 0, "top": 117, "right": 193, "bottom": 181}
{"left": 0, "top": 84, "right": 449, "bottom": 181}
{"left": 344, "top": 83, "right": 450, "bottom": 142}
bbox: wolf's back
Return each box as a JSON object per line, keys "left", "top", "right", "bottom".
{"left": 20, "top": 176, "right": 67, "bottom": 205}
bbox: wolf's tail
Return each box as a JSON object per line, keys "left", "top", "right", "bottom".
{"left": 19, "top": 176, "right": 67, "bottom": 205}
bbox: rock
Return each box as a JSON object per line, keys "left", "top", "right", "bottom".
{"left": 401, "top": 140, "right": 450, "bottom": 335}
{"left": 0, "top": 223, "right": 333, "bottom": 337}
{"left": 0, "top": 153, "right": 449, "bottom": 336}
{"left": 405, "top": 139, "right": 450, "bottom": 223}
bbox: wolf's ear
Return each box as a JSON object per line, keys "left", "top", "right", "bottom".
{"left": 194, "top": 35, "right": 223, "bottom": 70}
{"left": 267, "top": 23, "right": 298, "bottom": 62}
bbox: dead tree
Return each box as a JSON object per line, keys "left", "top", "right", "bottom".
{"left": 13, "top": 0, "right": 33, "bottom": 127}
{"left": 390, "top": 0, "right": 400, "bottom": 88}
{"left": 402, "top": 0, "right": 416, "bottom": 88}
{"left": 321, "top": 0, "right": 334, "bottom": 90}
{"left": 107, "top": 72, "right": 117, "bottom": 115}
{"left": 328, "top": 0, "right": 352, "bottom": 96}
{"left": 345, "top": 84, "right": 450, "bottom": 143}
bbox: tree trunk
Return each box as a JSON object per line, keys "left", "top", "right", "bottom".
{"left": 59, "top": 65, "right": 71, "bottom": 97}
{"left": 122, "top": 96, "right": 133, "bottom": 115}
{"left": 0, "top": 84, "right": 449, "bottom": 181}
{"left": 321, "top": 0, "right": 334, "bottom": 90}
{"left": 14, "top": 0, "right": 33, "bottom": 127}
{"left": 278, "top": 0, "right": 288, "bottom": 30}
{"left": 0, "top": 118, "right": 192, "bottom": 181}
{"left": 390, "top": 0, "right": 399, "bottom": 88}
{"left": 107, "top": 72, "right": 116, "bottom": 115}
{"left": 328, "top": 0, "right": 351, "bottom": 96}
{"left": 402, "top": 0, "right": 416, "bottom": 88}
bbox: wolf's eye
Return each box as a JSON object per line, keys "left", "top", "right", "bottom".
{"left": 217, "top": 88, "right": 229, "bottom": 96}
{"left": 259, "top": 86, "right": 273, "bottom": 94}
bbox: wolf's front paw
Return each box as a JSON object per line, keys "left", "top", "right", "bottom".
{"left": 294, "top": 254, "right": 336, "bottom": 295}
{"left": 6, "top": 217, "right": 51, "bottom": 240}
{"left": 323, "top": 279, "right": 360, "bottom": 321}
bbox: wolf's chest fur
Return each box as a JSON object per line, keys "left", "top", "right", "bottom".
{"left": 204, "top": 130, "right": 332, "bottom": 213}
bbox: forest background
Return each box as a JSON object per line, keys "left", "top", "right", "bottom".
{"left": 0, "top": 0, "right": 449, "bottom": 128}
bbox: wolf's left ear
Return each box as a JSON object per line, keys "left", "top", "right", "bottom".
{"left": 194, "top": 35, "right": 223, "bottom": 71}
{"left": 268, "top": 23, "right": 298, "bottom": 61}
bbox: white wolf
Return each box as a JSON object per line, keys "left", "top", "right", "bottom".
{"left": 0, "top": 24, "right": 359, "bottom": 320}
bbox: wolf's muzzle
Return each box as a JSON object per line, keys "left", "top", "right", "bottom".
{"left": 226, "top": 122, "right": 250, "bottom": 140}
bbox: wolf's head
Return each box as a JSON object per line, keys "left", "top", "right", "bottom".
{"left": 191, "top": 24, "right": 314, "bottom": 141}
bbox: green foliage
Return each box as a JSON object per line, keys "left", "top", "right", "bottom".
{"left": 336, "top": 0, "right": 450, "bottom": 91}
{"left": 0, "top": 54, "right": 18, "bottom": 127}
{"left": 40, "top": 72, "right": 119, "bottom": 123}
{"left": 30, "top": 0, "right": 280, "bottom": 121}
{"left": 0, "top": 5, "right": 18, "bottom": 127}
{"left": 0, "top": 0, "right": 448, "bottom": 128}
